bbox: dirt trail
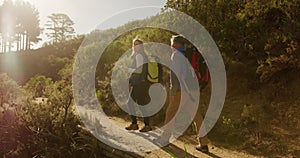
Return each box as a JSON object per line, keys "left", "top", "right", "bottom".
{"left": 105, "top": 116, "right": 263, "bottom": 158}
{"left": 0, "top": 106, "right": 266, "bottom": 158}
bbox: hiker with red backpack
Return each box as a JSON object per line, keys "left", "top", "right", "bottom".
{"left": 185, "top": 45, "right": 210, "bottom": 91}
{"left": 185, "top": 44, "right": 211, "bottom": 153}
{"left": 155, "top": 35, "right": 209, "bottom": 153}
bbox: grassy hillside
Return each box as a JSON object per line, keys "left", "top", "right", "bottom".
{"left": 0, "top": 10, "right": 299, "bottom": 157}
{"left": 208, "top": 61, "right": 300, "bottom": 157}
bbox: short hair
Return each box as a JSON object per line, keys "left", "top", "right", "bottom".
{"left": 171, "top": 35, "right": 186, "bottom": 46}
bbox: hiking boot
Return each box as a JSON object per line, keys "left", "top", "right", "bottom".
{"left": 153, "top": 137, "right": 170, "bottom": 145}
{"left": 196, "top": 145, "right": 209, "bottom": 153}
{"left": 139, "top": 125, "right": 152, "bottom": 132}
{"left": 125, "top": 124, "right": 139, "bottom": 130}
{"left": 153, "top": 133, "right": 171, "bottom": 145}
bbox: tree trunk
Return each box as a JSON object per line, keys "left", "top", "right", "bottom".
{"left": 8, "top": 36, "right": 12, "bottom": 53}
{"left": 25, "top": 33, "right": 28, "bottom": 50}
{"left": 16, "top": 34, "right": 19, "bottom": 52}
{"left": 61, "top": 96, "right": 72, "bottom": 128}
{"left": 22, "top": 33, "right": 25, "bottom": 50}
{"left": 1, "top": 38, "right": 3, "bottom": 53}
{"left": 1, "top": 37, "right": 3, "bottom": 53}
{"left": 27, "top": 35, "right": 30, "bottom": 50}
{"left": 16, "top": 34, "right": 20, "bottom": 52}
{"left": 3, "top": 38, "right": 7, "bottom": 53}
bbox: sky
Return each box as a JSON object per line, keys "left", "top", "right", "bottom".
{"left": 1, "top": 0, "right": 167, "bottom": 48}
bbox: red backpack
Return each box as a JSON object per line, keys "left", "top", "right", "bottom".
{"left": 186, "top": 48, "right": 210, "bottom": 90}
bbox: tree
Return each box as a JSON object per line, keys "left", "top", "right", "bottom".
{"left": 23, "top": 75, "right": 53, "bottom": 98}
{"left": 46, "top": 13, "right": 75, "bottom": 43}
{"left": 0, "top": 0, "right": 16, "bottom": 53}
{"left": 0, "top": 73, "right": 23, "bottom": 107}
{"left": 164, "top": 0, "right": 300, "bottom": 81}
{"left": 15, "top": 0, "right": 41, "bottom": 50}
{"left": 0, "top": 0, "right": 41, "bottom": 52}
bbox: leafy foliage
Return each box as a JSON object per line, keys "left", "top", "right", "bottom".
{"left": 0, "top": 73, "right": 24, "bottom": 107}
{"left": 0, "top": 0, "right": 41, "bottom": 52}
{"left": 46, "top": 13, "right": 75, "bottom": 44}
{"left": 24, "top": 75, "right": 53, "bottom": 98}
{"left": 18, "top": 71, "right": 104, "bottom": 157}
{"left": 165, "top": 0, "right": 300, "bottom": 81}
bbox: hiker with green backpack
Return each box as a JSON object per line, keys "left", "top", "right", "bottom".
{"left": 124, "top": 37, "right": 163, "bottom": 132}
{"left": 124, "top": 38, "right": 152, "bottom": 132}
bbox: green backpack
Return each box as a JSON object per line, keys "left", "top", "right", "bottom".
{"left": 146, "top": 55, "right": 162, "bottom": 83}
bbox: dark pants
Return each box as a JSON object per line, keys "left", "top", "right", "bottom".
{"left": 128, "top": 81, "right": 150, "bottom": 125}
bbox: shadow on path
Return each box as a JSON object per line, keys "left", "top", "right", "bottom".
{"left": 131, "top": 131, "right": 223, "bottom": 158}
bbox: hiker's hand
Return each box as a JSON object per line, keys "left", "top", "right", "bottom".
{"left": 169, "top": 95, "right": 175, "bottom": 103}
{"left": 118, "top": 65, "right": 129, "bottom": 73}
{"left": 124, "top": 67, "right": 129, "bottom": 73}
{"left": 121, "top": 67, "right": 129, "bottom": 74}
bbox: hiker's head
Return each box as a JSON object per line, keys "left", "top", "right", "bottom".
{"left": 171, "top": 35, "right": 185, "bottom": 49}
{"left": 132, "top": 37, "right": 144, "bottom": 55}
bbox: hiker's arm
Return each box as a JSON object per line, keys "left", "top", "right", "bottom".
{"left": 181, "top": 58, "right": 192, "bottom": 93}
{"left": 170, "top": 53, "right": 181, "bottom": 96}
{"left": 127, "top": 54, "right": 143, "bottom": 73}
